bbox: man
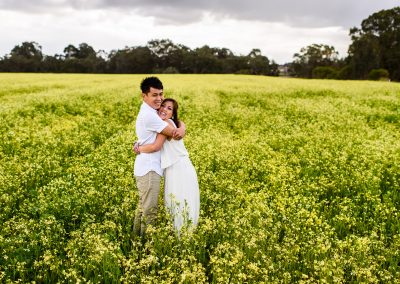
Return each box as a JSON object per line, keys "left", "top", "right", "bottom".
{"left": 133, "top": 77, "right": 185, "bottom": 237}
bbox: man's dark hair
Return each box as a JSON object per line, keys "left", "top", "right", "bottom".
{"left": 140, "top": 77, "right": 163, "bottom": 94}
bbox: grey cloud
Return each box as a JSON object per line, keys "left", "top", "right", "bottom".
{"left": 1, "top": 0, "right": 399, "bottom": 27}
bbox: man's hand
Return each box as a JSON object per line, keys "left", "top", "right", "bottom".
{"left": 133, "top": 141, "right": 140, "bottom": 155}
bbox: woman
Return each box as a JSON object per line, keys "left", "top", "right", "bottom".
{"left": 135, "top": 98, "right": 200, "bottom": 234}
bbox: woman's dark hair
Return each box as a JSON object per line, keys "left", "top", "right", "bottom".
{"left": 162, "top": 98, "right": 180, "bottom": 127}
{"left": 140, "top": 77, "right": 163, "bottom": 94}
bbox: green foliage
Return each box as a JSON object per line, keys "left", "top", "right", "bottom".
{"left": 312, "top": 66, "right": 338, "bottom": 79}
{"left": 336, "top": 65, "right": 353, "bottom": 80}
{"left": 349, "top": 7, "right": 400, "bottom": 81}
{"left": 1, "top": 42, "right": 44, "bottom": 72}
{"left": 108, "top": 46, "right": 154, "bottom": 74}
{"left": 0, "top": 39, "right": 275, "bottom": 75}
{"left": 163, "top": 66, "right": 180, "bottom": 74}
{"left": 292, "top": 44, "right": 339, "bottom": 78}
{"left": 368, "top": 68, "right": 390, "bottom": 81}
{"left": 11, "top": 42, "right": 43, "bottom": 60}
{"left": 1, "top": 74, "right": 400, "bottom": 282}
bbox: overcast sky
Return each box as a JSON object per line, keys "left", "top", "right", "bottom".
{"left": 0, "top": 0, "right": 398, "bottom": 64}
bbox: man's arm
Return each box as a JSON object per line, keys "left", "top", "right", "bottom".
{"left": 161, "top": 121, "right": 186, "bottom": 140}
{"left": 160, "top": 124, "right": 175, "bottom": 137}
{"left": 134, "top": 119, "right": 181, "bottom": 154}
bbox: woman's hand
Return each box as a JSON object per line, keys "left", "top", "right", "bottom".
{"left": 133, "top": 141, "right": 140, "bottom": 155}
{"left": 173, "top": 121, "right": 186, "bottom": 140}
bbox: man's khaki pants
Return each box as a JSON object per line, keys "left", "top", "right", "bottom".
{"left": 134, "top": 171, "right": 161, "bottom": 236}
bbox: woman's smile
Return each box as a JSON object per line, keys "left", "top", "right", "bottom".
{"left": 158, "top": 101, "right": 174, "bottom": 120}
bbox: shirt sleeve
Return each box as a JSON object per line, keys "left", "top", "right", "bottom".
{"left": 145, "top": 112, "right": 168, "bottom": 133}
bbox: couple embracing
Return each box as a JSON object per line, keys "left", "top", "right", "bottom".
{"left": 133, "top": 77, "right": 200, "bottom": 237}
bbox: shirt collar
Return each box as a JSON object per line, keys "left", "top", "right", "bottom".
{"left": 142, "top": 102, "right": 158, "bottom": 113}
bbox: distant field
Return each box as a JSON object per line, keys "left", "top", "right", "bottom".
{"left": 1, "top": 73, "right": 399, "bottom": 283}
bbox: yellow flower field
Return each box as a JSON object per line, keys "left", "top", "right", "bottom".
{"left": 0, "top": 73, "right": 399, "bottom": 283}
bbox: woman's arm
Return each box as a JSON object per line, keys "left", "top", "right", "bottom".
{"left": 138, "top": 133, "right": 167, "bottom": 153}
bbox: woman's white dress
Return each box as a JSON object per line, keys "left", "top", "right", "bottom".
{"left": 161, "top": 120, "right": 200, "bottom": 233}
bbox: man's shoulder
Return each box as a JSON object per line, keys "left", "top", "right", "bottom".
{"left": 137, "top": 107, "right": 165, "bottom": 129}
{"left": 137, "top": 104, "right": 154, "bottom": 116}
{"left": 139, "top": 109, "right": 160, "bottom": 121}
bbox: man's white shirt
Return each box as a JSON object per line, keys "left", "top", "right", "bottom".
{"left": 134, "top": 102, "right": 168, "bottom": 176}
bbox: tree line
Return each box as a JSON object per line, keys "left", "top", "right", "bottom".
{"left": 284, "top": 7, "right": 400, "bottom": 81}
{"left": 0, "top": 6, "right": 399, "bottom": 81}
{"left": 0, "top": 40, "right": 279, "bottom": 76}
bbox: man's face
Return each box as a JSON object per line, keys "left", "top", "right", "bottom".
{"left": 143, "top": 87, "right": 164, "bottom": 110}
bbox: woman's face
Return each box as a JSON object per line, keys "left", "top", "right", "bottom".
{"left": 158, "top": 101, "right": 174, "bottom": 120}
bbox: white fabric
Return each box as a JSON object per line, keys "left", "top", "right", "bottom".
{"left": 162, "top": 120, "right": 200, "bottom": 233}
{"left": 134, "top": 102, "right": 168, "bottom": 176}
{"left": 161, "top": 135, "right": 189, "bottom": 169}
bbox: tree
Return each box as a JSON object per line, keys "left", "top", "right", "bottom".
{"left": 347, "top": 33, "right": 381, "bottom": 79}
{"left": 42, "top": 54, "right": 63, "bottom": 72}
{"left": 0, "top": 38, "right": 283, "bottom": 75}
{"left": 268, "top": 60, "right": 280, "bottom": 76}
{"left": 312, "top": 66, "right": 338, "bottom": 79}
{"left": 108, "top": 46, "right": 154, "bottom": 73}
{"left": 223, "top": 56, "right": 248, "bottom": 74}
{"left": 63, "top": 44, "right": 79, "bottom": 59}
{"left": 348, "top": 7, "right": 400, "bottom": 81}
{"left": 367, "top": 69, "right": 390, "bottom": 80}
{"left": 192, "top": 45, "right": 223, "bottom": 73}
{"left": 292, "top": 44, "right": 339, "bottom": 78}
{"left": 247, "top": 49, "right": 270, "bottom": 75}
{"left": 11, "top": 41, "right": 43, "bottom": 59}
{"left": 76, "top": 43, "right": 96, "bottom": 59}
{"left": 62, "top": 43, "right": 105, "bottom": 73}
{"left": 147, "top": 39, "right": 190, "bottom": 72}
{"left": 1, "top": 41, "right": 44, "bottom": 72}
